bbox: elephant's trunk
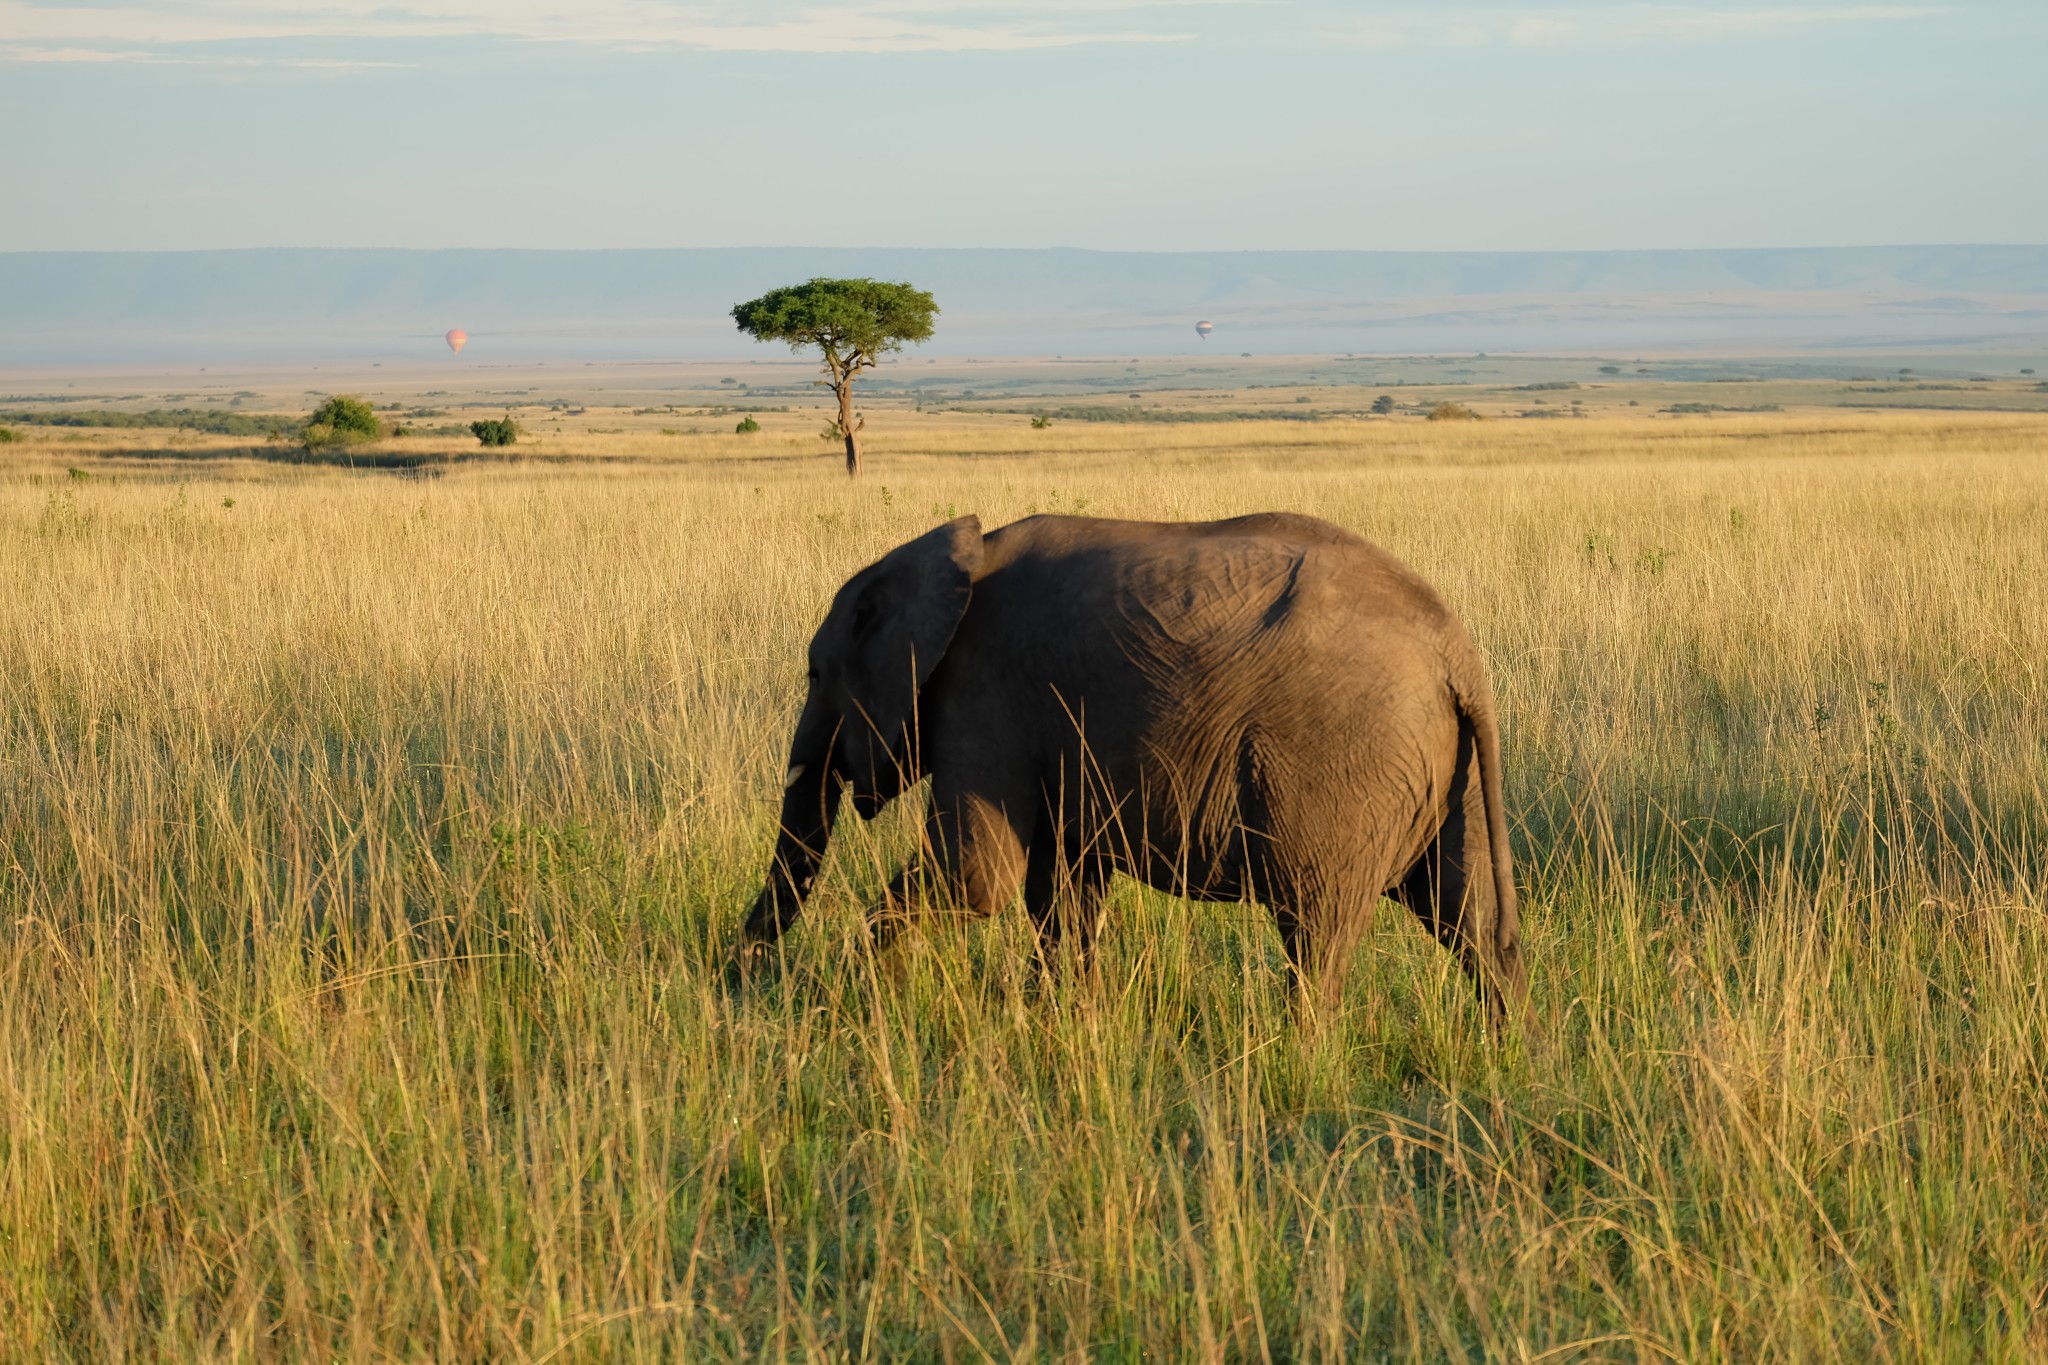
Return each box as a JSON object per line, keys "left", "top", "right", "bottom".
{"left": 740, "top": 761, "right": 842, "bottom": 947}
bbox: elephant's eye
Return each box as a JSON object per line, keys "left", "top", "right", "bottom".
{"left": 806, "top": 667, "right": 819, "bottom": 684}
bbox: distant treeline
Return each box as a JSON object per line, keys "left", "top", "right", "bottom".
{"left": 994, "top": 406, "right": 1330, "bottom": 425}
{"left": 0, "top": 408, "right": 295, "bottom": 437}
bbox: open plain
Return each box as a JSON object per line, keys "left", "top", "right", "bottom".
{"left": 2, "top": 381, "right": 2044, "bottom": 1359}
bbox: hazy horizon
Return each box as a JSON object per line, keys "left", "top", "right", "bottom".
{"left": 6, "top": 243, "right": 2047, "bottom": 366}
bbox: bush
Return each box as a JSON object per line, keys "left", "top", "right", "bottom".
{"left": 0, "top": 407, "right": 289, "bottom": 436}
{"left": 303, "top": 395, "right": 380, "bottom": 448}
{"left": 1427, "top": 402, "right": 1481, "bottom": 422}
{"left": 1370, "top": 394, "right": 1396, "bottom": 415}
{"left": 735, "top": 416, "right": 761, "bottom": 434}
{"left": 470, "top": 417, "right": 519, "bottom": 447}
{"left": 1030, "top": 414, "right": 1052, "bottom": 429}
{"left": 0, "top": 426, "right": 17, "bottom": 444}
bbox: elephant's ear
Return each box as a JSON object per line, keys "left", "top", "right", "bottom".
{"left": 842, "top": 516, "right": 983, "bottom": 787}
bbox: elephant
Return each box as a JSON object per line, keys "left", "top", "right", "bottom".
{"left": 738, "top": 511, "right": 1527, "bottom": 1023}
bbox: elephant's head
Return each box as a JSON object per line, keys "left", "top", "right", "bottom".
{"left": 739, "top": 516, "right": 984, "bottom": 949}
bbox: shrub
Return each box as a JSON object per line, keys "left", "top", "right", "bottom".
{"left": 0, "top": 407, "right": 293, "bottom": 435}
{"left": 1030, "top": 414, "right": 1052, "bottom": 429}
{"left": 1598, "top": 365, "right": 1621, "bottom": 375}
{"left": 470, "top": 417, "right": 519, "bottom": 447}
{"left": 734, "top": 416, "right": 761, "bottom": 434}
{"left": 0, "top": 426, "right": 17, "bottom": 443}
{"left": 1427, "top": 402, "right": 1481, "bottom": 422}
{"left": 303, "top": 395, "right": 381, "bottom": 448}
{"left": 1370, "top": 394, "right": 1396, "bottom": 415}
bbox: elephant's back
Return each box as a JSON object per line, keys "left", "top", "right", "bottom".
{"left": 977, "top": 511, "right": 1461, "bottom": 658}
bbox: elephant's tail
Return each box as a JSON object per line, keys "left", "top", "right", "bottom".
{"left": 1451, "top": 665, "right": 1527, "bottom": 1012}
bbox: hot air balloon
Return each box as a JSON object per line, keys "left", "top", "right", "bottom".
{"left": 1194, "top": 320, "right": 1215, "bottom": 340}
{"left": 445, "top": 329, "right": 468, "bottom": 356}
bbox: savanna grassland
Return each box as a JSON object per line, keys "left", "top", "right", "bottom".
{"left": 2, "top": 409, "right": 2045, "bottom": 1361}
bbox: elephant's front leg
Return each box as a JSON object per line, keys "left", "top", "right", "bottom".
{"left": 865, "top": 787, "right": 1029, "bottom": 951}
{"left": 1023, "top": 829, "right": 1109, "bottom": 977}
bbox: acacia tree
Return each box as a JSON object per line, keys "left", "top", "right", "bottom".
{"left": 731, "top": 278, "right": 937, "bottom": 477}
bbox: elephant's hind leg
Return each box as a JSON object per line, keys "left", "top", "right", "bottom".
{"left": 1389, "top": 737, "right": 1512, "bottom": 1020}
{"left": 1274, "top": 884, "right": 1379, "bottom": 1018}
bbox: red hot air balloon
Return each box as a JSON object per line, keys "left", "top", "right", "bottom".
{"left": 1194, "top": 320, "right": 1215, "bottom": 340}
{"left": 445, "top": 329, "right": 469, "bottom": 355}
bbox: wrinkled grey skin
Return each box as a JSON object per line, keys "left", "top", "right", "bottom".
{"left": 740, "top": 512, "right": 1527, "bottom": 1022}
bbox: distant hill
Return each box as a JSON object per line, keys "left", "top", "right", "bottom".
{"left": 4, "top": 245, "right": 2045, "bottom": 364}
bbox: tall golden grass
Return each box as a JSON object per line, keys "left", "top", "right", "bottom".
{"left": 2, "top": 412, "right": 2044, "bottom": 1360}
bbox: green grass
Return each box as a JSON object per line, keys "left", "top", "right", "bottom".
{"left": 1, "top": 412, "right": 2044, "bottom": 1360}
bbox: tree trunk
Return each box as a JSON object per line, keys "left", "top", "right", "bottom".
{"left": 837, "top": 379, "right": 861, "bottom": 478}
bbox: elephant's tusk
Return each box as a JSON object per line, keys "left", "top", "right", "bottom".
{"left": 783, "top": 764, "right": 807, "bottom": 789}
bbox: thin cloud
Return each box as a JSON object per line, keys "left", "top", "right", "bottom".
{"left": 0, "top": 1, "right": 1949, "bottom": 62}
{"left": 0, "top": 44, "right": 168, "bottom": 63}
{"left": 1330, "top": 4, "right": 1945, "bottom": 50}
{"left": 0, "top": 41, "right": 409, "bottom": 68}
{"left": 0, "top": 1, "right": 1199, "bottom": 56}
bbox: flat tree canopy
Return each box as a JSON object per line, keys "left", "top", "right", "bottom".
{"left": 732, "top": 277, "right": 937, "bottom": 477}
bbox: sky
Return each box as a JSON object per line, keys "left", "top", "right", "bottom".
{"left": 1, "top": 1, "right": 2043, "bottom": 253}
